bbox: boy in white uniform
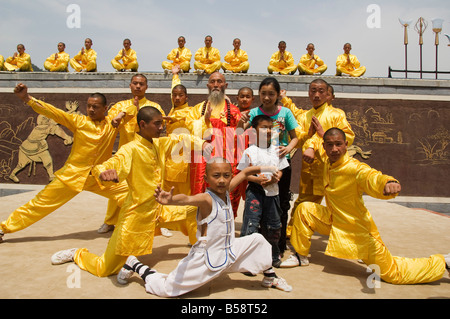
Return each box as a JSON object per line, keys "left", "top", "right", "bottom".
{"left": 237, "top": 115, "right": 289, "bottom": 267}
{"left": 116, "top": 159, "right": 292, "bottom": 296}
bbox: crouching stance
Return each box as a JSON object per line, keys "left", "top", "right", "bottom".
{"left": 117, "top": 159, "right": 292, "bottom": 297}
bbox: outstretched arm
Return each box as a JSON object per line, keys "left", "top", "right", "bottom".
{"left": 230, "top": 166, "right": 277, "bottom": 191}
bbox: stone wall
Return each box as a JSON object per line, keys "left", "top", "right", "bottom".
{"left": 0, "top": 72, "right": 449, "bottom": 197}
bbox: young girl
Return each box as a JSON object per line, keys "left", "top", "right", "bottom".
{"left": 240, "top": 77, "right": 298, "bottom": 259}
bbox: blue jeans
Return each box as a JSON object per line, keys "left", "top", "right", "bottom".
{"left": 240, "top": 185, "right": 282, "bottom": 262}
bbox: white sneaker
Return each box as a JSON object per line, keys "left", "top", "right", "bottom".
{"left": 280, "top": 254, "right": 309, "bottom": 268}
{"left": 51, "top": 248, "right": 78, "bottom": 265}
{"left": 160, "top": 228, "right": 173, "bottom": 237}
{"left": 97, "top": 223, "right": 114, "bottom": 234}
{"left": 117, "top": 255, "right": 138, "bottom": 285}
{"left": 261, "top": 276, "right": 292, "bottom": 292}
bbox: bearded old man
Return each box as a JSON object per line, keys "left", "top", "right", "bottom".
{"left": 186, "top": 72, "right": 243, "bottom": 217}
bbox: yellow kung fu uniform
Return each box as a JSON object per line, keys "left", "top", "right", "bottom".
{"left": 296, "top": 102, "right": 354, "bottom": 202}
{"left": 74, "top": 133, "right": 205, "bottom": 277}
{"left": 336, "top": 53, "right": 366, "bottom": 77}
{"left": 156, "top": 74, "right": 197, "bottom": 244}
{"left": 0, "top": 98, "right": 134, "bottom": 235}
{"left": 268, "top": 51, "right": 297, "bottom": 75}
{"left": 298, "top": 54, "right": 327, "bottom": 75}
{"left": 4, "top": 53, "right": 33, "bottom": 72}
{"left": 44, "top": 51, "right": 70, "bottom": 72}
{"left": 222, "top": 49, "right": 249, "bottom": 73}
{"left": 194, "top": 47, "right": 222, "bottom": 74}
{"left": 281, "top": 96, "right": 306, "bottom": 119}
{"left": 111, "top": 48, "right": 139, "bottom": 72}
{"left": 286, "top": 102, "right": 354, "bottom": 236}
{"left": 101, "top": 98, "right": 165, "bottom": 226}
{"left": 162, "top": 47, "right": 192, "bottom": 73}
{"left": 290, "top": 153, "right": 447, "bottom": 285}
{"left": 70, "top": 49, "right": 97, "bottom": 72}
{"left": 0, "top": 55, "right": 5, "bottom": 71}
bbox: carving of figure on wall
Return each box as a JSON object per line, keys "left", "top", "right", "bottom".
{"left": 9, "top": 115, "right": 73, "bottom": 183}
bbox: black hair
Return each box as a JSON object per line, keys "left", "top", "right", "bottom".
{"left": 323, "top": 127, "right": 346, "bottom": 141}
{"left": 131, "top": 73, "right": 148, "bottom": 84}
{"left": 238, "top": 87, "right": 253, "bottom": 96}
{"left": 137, "top": 106, "right": 162, "bottom": 124}
{"left": 259, "top": 77, "right": 281, "bottom": 95}
{"left": 251, "top": 114, "right": 273, "bottom": 128}
{"left": 89, "top": 92, "right": 107, "bottom": 106}
{"left": 172, "top": 84, "right": 187, "bottom": 95}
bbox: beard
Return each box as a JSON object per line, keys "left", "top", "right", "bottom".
{"left": 208, "top": 90, "right": 225, "bottom": 108}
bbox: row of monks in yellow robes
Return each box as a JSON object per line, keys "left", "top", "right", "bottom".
{"left": 0, "top": 39, "right": 138, "bottom": 73}
{"left": 163, "top": 38, "right": 365, "bottom": 77}
{"left": 2, "top": 38, "right": 365, "bottom": 77}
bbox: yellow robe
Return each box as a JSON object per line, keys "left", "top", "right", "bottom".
{"left": 0, "top": 98, "right": 133, "bottom": 234}
{"left": 336, "top": 53, "right": 366, "bottom": 77}
{"left": 70, "top": 48, "right": 97, "bottom": 72}
{"left": 286, "top": 102, "right": 355, "bottom": 236}
{"left": 111, "top": 48, "right": 139, "bottom": 71}
{"left": 295, "top": 102, "right": 355, "bottom": 199}
{"left": 290, "top": 153, "right": 446, "bottom": 284}
{"left": 162, "top": 47, "right": 192, "bottom": 72}
{"left": 74, "top": 133, "right": 204, "bottom": 277}
{"left": 156, "top": 74, "right": 197, "bottom": 243}
{"left": 222, "top": 49, "right": 249, "bottom": 73}
{"left": 298, "top": 54, "right": 327, "bottom": 75}
{"left": 194, "top": 47, "right": 221, "bottom": 74}
{"left": 5, "top": 53, "right": 33, "bottom": 72}
{"left": 0, "top": 55, "right": 5, "bottom": 71}
{"left": 268, "top": 51, "right": 297, "bottom": 75}
{"left": 102, "top": 98, "right": 165, "bottom": 226}
{"left": 44, "top": 51, "right": 70, "bottom": 72}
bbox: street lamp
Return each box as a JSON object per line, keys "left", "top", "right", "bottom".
{"left": 432, "top": 18, "right": 444, "bottom": 79}
{"left": 399, "top": 18, "right": 413, "bottom": 78}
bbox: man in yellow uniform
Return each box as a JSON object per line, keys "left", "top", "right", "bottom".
{"left": 162, "top": 36, "right": 192, "bottom": 73}
{"left": 298, "top": 43, "right": 327, "bottom": 75}
{"left": 50, "top": 107, "right": 207, "bottom": 278}
{"left": 222, "top": 38, "right": 249, "bottom": 73}
{"left": 111, "top": 38, "right": 139, "bottom": 72}
{"left": 44, "top": 42, "right": 70, "bottom": 72}
{"left": 284, "top": 79, "right": 354, "bottom": 239}
{"left": 282, "top": 127, "right": 450, "bottom": 284}
{"left": 155, "top": 66, "right": 203, "bottom": 244}
{"left": 97, "top": 74, "right": 165, "bottom": 233}
{"left": 70, "top": 38, "right": 97, "bottom": 72}
{"left": 0, "top": 83, "right": 134, "bottom": 242}
{"left": 194, "top": 35, "right": 221, "bottom": 75}
{"left": 268, "top": 41, "right": 297, "bottom": 75}
{"left": 4, "top": 44, "right": 33, "bottom": 72}
{"left": 0, "top": 55, "right": 6, "bottom": 71}
{"left": 336, "top": 43, "right": 366, "bottom": 77}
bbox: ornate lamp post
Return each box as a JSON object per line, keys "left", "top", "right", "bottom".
{"left": 432, "top": 18, "right": 444, "bottom": 79}
{"left": 399, "top": 18, "right": 413, "bottom": 78}
{"left": 414, "top": 17, "right": 428, "bottom": 79}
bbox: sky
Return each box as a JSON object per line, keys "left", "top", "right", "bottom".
{"left": 1, "top": 0, "right": 449, "bottom": 79}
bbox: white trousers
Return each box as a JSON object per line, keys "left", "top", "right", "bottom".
{"left": 145, "top": 233, "right": 272, "bottom": 297}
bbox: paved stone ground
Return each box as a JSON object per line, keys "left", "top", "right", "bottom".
{"left": 0, "top": 186, "right": 449, "bottom": 302}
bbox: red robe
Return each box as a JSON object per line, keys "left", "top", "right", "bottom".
{"left": 188, "top": 100, "right": 244, "bottom": 217}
